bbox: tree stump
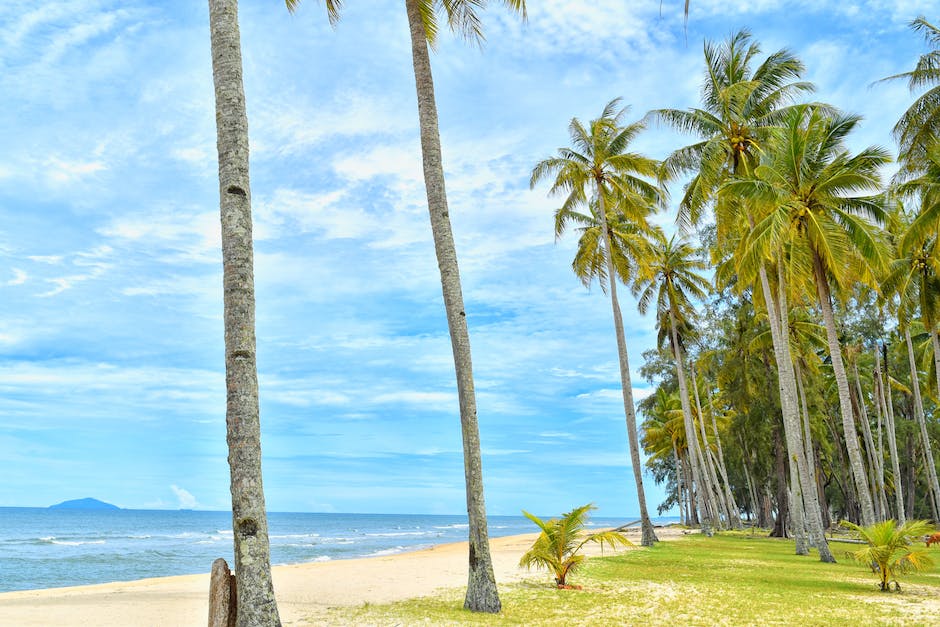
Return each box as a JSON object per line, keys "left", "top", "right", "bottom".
{"left": 208, "top": 558, "right": 237, "bottom": 627}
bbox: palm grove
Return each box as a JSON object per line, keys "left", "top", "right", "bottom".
{"left": 204, "top": 0, "right": 940, "bottom": 623}
{"left": 571, "top": 20, "right": 940, "bottom": 566}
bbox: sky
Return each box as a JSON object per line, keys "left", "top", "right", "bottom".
{"left": 0, "top": 1, "right": 933, "bottom": 518}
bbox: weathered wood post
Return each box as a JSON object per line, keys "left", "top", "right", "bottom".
{"left": 208, "top": 558, "right": 237, "bottom": 627}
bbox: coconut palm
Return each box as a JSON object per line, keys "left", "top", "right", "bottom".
{"left": 531, "top": 99, "right": 663, "bottom": 547}
{"left": 285, "top": 0, "right": 526, "bottom": 613}
{"left": 650, "top": 28, "right": 815, "bottom": 228}
{"left": 642, "top": 388, "right": 690, "bottom": 524}
{"left": 880, "top": 16, "right": 940, "bottom": 177}
{"left": 730, "top": 104, "right": 892, "bottom": 527}
{"left": 634, "top": 234, "right": 720, "bottom": 531}
{"left": 207, "top": 1, "right": 280, "bottom": 624}
{"left": 656, "top": 29, "right": 834, "bottom": 557}
{"left": 519, "top": 503, "right": 633, "bottom": 587}
{"left": 841, "top": 519, "right": 935, "bottom": 592}
{"left": 880, "top": 209, "right": 940, "bottom": 522}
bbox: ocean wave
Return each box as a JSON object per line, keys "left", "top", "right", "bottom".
{"left": 51, "top": 539, "right": 106, "bottom": 546}
{"left": 365, "top": 545, "right": 407, "bottom": 557}
{"left": 432, "top": 524, "right": 469, "bottom": 530}
{"left": 364, "top": 531, "right": 431, "bottom": 538}
{"left": 269, "top": 533, "right": 320, "bottom": 540}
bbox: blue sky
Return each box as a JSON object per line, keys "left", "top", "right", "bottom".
{"left": 0, "top": 1, "right": 931, "bottom": 517}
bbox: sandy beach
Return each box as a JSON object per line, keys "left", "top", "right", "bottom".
{"left": 0, "top": 526, "right": 684, "bottom": 626}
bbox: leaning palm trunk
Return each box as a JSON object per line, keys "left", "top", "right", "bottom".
{"left": 811, "top": 252, "right": 876, "bottom": 526}
{"left": 593, "top": 192, "right": 659, "bottom": 546}
{"left": 207, "top": 1, "right": 280, "bottom": 624}
{"left": 404, "top": 0, "right": 500, "bottom": 611}
{"left": 903, "top": 328, "right": 940, "bottom": 522}
{"left": 672, "top": 444, "right": 686, "bottom": 526}
{"left": 852, "top": 361, "right": 886, "bottom": 520}
{"left": 875, "top": 345, "right": 905, "bottom": 524}
{"left": 668, "top": 307, "right": 714, "bottom": 535}
{"left": 705, "top": 385, "right": 743, "bottom": 529}
{"left": 690, "top": 363, "right": 734, "bottom": 528}
{"left": 759, "top": 260, "right": 834, "bottom": 561}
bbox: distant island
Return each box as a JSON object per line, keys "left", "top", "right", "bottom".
{"left": 49, "top": 498, "right": 120, "bottom": 511}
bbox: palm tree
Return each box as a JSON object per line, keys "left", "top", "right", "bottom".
{"left": 655, "top": 29, "right": 834, "bottom": 558}
{"left": 650, "top": 28, "right": 814, "bottom": 228}
{"left": 634, "top": 234, "right": 719, "bottom": 532}
{"left": 841, "top": 519, "right": 935, "bottom": 592}
{"left": 731, "top": 104, "right": 892, "bottom": 527}
{"left": 531, "top": 99, "right": 663, "bottom": 547}
{"left": 207, "top": 1, "right": 280, "bottom": 624}
{"left": 642, "top": 388, "right": 689, "bottom": 524}
{"left": 519, "top": 503, "right": 633, "bottom": 588}
{"left": 286, "top": 0, "right": 526, "bottom": 613}
{"left": 880, "top": 16, "right": 940, "bottom": 177}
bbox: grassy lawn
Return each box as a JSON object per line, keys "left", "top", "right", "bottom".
{"left": 324, "top": 532, "right": 940, "bottom": 626}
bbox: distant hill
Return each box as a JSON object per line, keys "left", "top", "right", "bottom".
{"left": 49, "top": 497, "right": 120, "bottom": 511}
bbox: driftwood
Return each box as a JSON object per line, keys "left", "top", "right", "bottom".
{"left": 208, "top": 558, "right": 237, "bottom": 627}
{"left": 614, "top": 520, "right": 642, "bottom": 532}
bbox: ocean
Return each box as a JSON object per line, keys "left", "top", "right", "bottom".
{"left": 0, "top": 508, "right": 679, "bottom": 593}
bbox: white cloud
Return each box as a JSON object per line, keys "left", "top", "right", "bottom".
{"left": 5, "top": 269, "right": 27, "bottom": 286}
{"left": 44, "top": 156, "right": 106, "bottom": 184}
{"left": 170, "top": 485, "right": 199, "bottom": 509}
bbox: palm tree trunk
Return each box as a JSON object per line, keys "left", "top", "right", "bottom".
{"left": 667, "top": 306, "right": 713, "bottom": 535}
{"left": 404, "top": 0, "right": 500, "bottom": 611}
{"left": 207, "top": 1, "right": 280, "bottom": 624}
{"left": 758, "top": 259, "right": 833, "bottom": 559}
{"left": 851, "top": 361, "right": 883, "bottom": 520}
{"left": 672, "top": 444, "right": 685, "bottom": 526}
{"left": 811, "top": 251, "right": 876, "bottom": 526}
{"left": 868, "top": 357, "right": 889, "bottom": 518}
{"left": 690, "top": 363, "right": 735, "bottom": 528}
{"left": 705, "top": 386, "right": 743, "bottom": 529}
{"left": 903, "top": 327, "right": 940, "bottom": 522}
{"left": 875, "top": 344, "right": 905, "bottom": 524}
{"left": 592, "top": 189, "right": 659, "bottom": 547}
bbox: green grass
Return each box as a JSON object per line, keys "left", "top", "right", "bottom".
{"left": 322, "top": 532, "right": 940, "bottom": 626}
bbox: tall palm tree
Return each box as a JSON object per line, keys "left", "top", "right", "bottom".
{"left": 531, "top": 99, "right": 664, "bottom": 547}
{"left": 881, "top": 207, "right": 940, "bottom": 522}
{"left": 731, "top": 104, "right": 892, "bottom": 527}
{"left": 634, "top": 234, "right": 719, "bottom": 532}
{"left": 207, "top": 1, "right": 280, "bottom": 624}
{"left": 654, "top": 29, "right": 834, "bottom": 558}
{"left": 641, "top": 388, "right": 689, "bottom": 524}
{"left": 285, "top": 0, "right": 526, "bottom": 613}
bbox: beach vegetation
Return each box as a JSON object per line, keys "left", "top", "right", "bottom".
{"left": 331, "top": 533, "right": 940, "bottom": 625}
{"left": 840, "top": 519, "right": 936, "bottom": 591}
{"left": 518, "top": 503, "right": 633, "bottom": 587}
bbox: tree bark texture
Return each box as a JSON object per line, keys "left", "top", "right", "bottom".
{"left": 811, "top": 252, "right": 875, "bottom": 526}
{"left": 207, "top": 1, "right": 280, "bottom": 624}
{"left": 592, "top": 189, "right": 659, "bottom": 546}
{"left": 404, "top": 0, "right": 500, "bottom": 612}
{"left": 904, "top": 328, "right": 940, "bottom": 522}
{"left": 209, "top": 558, "right": 237, "bottom": 627}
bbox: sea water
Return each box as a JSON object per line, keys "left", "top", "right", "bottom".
{"left": 0, "top": 508, "right": 679, "bottom": 592}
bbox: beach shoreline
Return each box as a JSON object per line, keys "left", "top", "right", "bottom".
{"left": 0, "top": 525, "right": 686, "bottom": 625}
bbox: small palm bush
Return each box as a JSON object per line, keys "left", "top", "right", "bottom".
{"left": 519, "top": 503, "right": 633, "bottom": 587}
{"left": 841, "top": 519, "right": 935, "bottom": 591}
